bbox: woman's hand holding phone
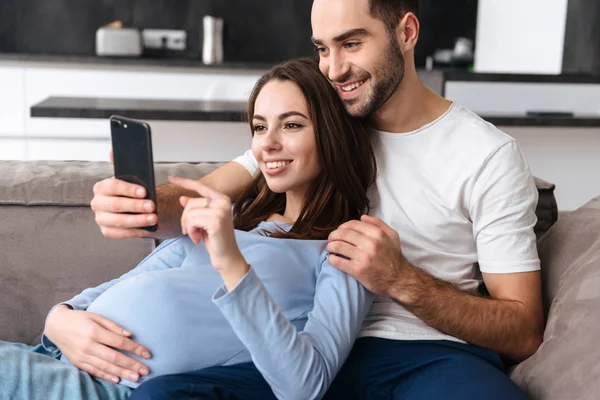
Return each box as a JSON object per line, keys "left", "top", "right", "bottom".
{"left": 169, "top": 176, "right": 250, "bottom": 291}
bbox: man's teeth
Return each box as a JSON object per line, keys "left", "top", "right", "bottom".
{"left": 266, "top": 161, "right": 291, "bottom": 169}
{"left": 342, "top": 80, "right": 366, "bottom": 92}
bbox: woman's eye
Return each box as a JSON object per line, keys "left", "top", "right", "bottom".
{"left": 284, "top": 122, "right": 302, "bottom": 129}
{"left": 253, "top": 125, "right": 266, "bottom": 132}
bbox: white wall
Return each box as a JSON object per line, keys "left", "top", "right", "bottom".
{"left": 474, "top": 0, "right": 569, "bottom": 74}
{"left": 504, "top": 127, "right": 600, "bottom": 211}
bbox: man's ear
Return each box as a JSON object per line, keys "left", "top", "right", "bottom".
{"left": 396, "top": 12, "right": 419, "bottom": 52}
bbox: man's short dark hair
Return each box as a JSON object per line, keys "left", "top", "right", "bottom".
{"left": 369, "top": 0, "right": 419, "bottom": 32}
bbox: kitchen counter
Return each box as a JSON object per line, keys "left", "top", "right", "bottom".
{"left": 0, "top": 52, "right": 273, "bottom": 71}
{"left": 30, "top": 96, "right": 600, "bottom": 127}
{"left": 443, "top": 70, "right": 600, "bottom": 84}
{"left": 30, "top": 97, "right": 247, "bottom": 122}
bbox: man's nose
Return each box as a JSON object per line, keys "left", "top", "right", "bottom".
{"left": 327, "top": 52, "right": 350, "bottom": 83}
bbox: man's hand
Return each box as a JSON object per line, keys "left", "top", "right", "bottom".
{"left": 327, "top": 215, "right": 413, "bottom": 299}
{"left": 44, "top": 305, "right": 151, "bottom": 383}
{"left": 91, "top": 150, "right": 158, "bottom": 239}
{"left": 91, "top": 177, "right": 159, "bottom": 239}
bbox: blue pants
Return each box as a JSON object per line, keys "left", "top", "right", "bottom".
{"left": 131, "top": 338, "right": 527, "bottom": 399}
{"left": 0, "top": 341, "right": 132, "bottom": 400}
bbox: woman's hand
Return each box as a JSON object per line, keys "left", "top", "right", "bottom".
{"left": 44, "top": 305, "right": 151, "bottom": 384}
{"left": 169, "top": 176, "right": 249, "bottom": 287}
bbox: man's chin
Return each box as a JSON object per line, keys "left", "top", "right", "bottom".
{"left": 343, "top": 100, "right": 372, "bottom": 118}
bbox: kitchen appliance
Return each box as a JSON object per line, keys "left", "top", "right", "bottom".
{"left": 202, "top": 16, "right": 224, "bottom": 64}
{"left": 96, "top": 21, "right": 142, "bottom": 57}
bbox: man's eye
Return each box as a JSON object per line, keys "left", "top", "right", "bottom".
{"left": 344, "top": 42, "right": 359, "bottom": 49}
{"left": 315, "top": 46, "right": 328, "bottom": 54}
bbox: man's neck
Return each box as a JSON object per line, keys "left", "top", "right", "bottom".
{"left": 371, "top": 68, "right": 452, "bottom": 134}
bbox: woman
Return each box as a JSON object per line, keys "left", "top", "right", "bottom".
{"left": 0, "top": 57, "right": 376, "bottom": 400}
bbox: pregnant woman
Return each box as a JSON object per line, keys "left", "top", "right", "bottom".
{"left": 0, "top": 57, "right": 376, "bottom": 400}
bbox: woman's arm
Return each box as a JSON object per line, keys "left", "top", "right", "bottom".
{"left": 168, "top": 176, "right": 374, "bottom": 399}
{"left": 213, "top": 252, "right": 375, "bottom": 400}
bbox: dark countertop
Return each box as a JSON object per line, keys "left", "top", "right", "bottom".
{"left": 443, "top": 69, "right": 600, "bottom": 84}
{"left": 484, "top": 115, "right": 600, "bottom": 128}
{"left": 30, "top": 97, "right": 248, "bottom": 122}
{"left": 0, "top": 52, "right": 273, "bottom": 71}
{"left": 30, "top": 96, "right": 600, "bottom": 127}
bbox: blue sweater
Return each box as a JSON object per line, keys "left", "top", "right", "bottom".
{"left": 43, "top": 221, "right": 374, "bottom": 399}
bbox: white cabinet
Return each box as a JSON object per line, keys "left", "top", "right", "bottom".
{"left": 0, "top": 138, "right": 27, "bottom": 160}
{"left": 0, "top": 66, "right": 25, "bottom": 135}
{"left": 24, "top": 65, "right": 261, "bottom": 138}
{"left": 0, "top": 61, "right": 262, "bottom": 161}
{"left": 27, "top": 138, "right": 111, "bottom": 161}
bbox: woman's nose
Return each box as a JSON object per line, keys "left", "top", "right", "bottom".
{"left": 261, "top": 129, "right": 282, "bottom": 151}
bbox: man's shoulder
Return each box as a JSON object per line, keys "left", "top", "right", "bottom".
{"left": 405, "top": 103, "right": 526, "bottom": 190}
{"left": 443, "top": 104, "right": 515, "bottom": 152}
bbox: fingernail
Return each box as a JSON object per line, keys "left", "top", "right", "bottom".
{"left": 130, "top": 373, "right": 139, "bottom": 381}
{"left": 112, "top": 377, "right": 120, "bottom": 383}
{"left": 122, "top": 329, "right": 131, "bottom": 336}
{"left": 140, "top": 367, "right": 149, "bottom": 375}
{"left": 142, "top": 351, "right": 151, "bottom": 359}
{"left": 144, "top": 202, "right": 152, "bottom": 211}
{"left": 136, "top": 188, "right": 145, "bottom": 197}
{"left": 147, "top": 215, "right": 155, "bottom": 223}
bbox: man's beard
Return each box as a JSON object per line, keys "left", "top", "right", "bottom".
{"left": 344, "top": 38, "right": 405, "bottom": 118}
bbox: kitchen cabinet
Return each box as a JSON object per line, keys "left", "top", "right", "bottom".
{"left": 0, "top": 66, "right": 25, "bottom": 135}
{"left": 0, "top": 60, "right": 261, "bottom": 161}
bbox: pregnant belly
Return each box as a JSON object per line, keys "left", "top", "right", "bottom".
{"left": 85, "top": 268, "right": 247, "bottom": 387}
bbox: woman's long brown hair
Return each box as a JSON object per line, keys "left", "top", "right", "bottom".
{"left": 233, "top": 57, "right": 376, "bottom": 240}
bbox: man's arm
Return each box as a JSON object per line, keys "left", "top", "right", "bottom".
{"left": 92, "top": 160, "right": 254, "bottom": 239}
{"left": 387, "top": 264, "right": 544, "bottom": 361}
{"left": 153, "top": 161, "right": 254, "bottom": 238}
{"left": 328, "top": 216, "right": 544, "bottom": 362}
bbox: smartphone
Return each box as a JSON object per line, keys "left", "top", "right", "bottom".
{"left": 109, "top": 115, "right": 158, "bottom": 232}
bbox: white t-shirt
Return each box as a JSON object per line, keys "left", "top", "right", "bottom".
{"left": 233, "top": 103, "right": 540, "bottom": 343}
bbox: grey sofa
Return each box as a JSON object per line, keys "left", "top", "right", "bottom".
{"left": 0, "top": 160, "right": 598, "bottom": 399}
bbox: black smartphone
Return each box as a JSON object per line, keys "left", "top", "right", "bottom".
{"left": 109, "top": 115, "right": 158, "bottom": 232}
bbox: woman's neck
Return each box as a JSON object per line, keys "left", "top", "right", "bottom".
{"left": 267, "top": 190, "right": 304, "bottom": 224}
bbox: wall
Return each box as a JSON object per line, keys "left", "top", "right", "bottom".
{"left": 0, "top": 0, "right": 314, "bottom": 63}
{"left": 474, "top": 0, "right": 569, "bottom": 74}
{"left": 562, "top": 0, "right": 600, "bottom": 75}
{"left": 0, "top": 0, "right": 479, "bottom": 67}
{"left": 504, "top": 127, "right": 600, "bottom": 212}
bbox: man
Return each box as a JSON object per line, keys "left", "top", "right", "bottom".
{"left": 91, "top": 0, "right": 543, "bottom": 398}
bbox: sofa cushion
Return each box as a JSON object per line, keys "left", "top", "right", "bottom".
{"left": 510, "top": 196, "right": 600, "bottom": 399}
{"left": 0, "top": 160, "right": 224, "bottom": 205}
{"left": 0, "top": 160, "right": 223, "bottom": 345}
